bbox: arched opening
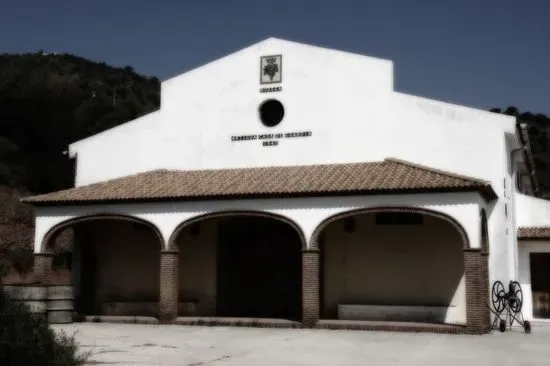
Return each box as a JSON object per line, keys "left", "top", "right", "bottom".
{"left": 171, "top": 212, "right": 304, "bottom": 321}
{"left": 315, "top": 208, "right": 467, "bottom": 325}
{"left": 42, "top": 215, "right": 163, "bottom": 317}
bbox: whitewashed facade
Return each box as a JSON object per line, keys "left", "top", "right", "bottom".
{"left": 25, "top": 38, "right": 550, "bottom": 331}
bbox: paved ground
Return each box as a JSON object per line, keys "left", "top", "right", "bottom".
{"left": 53, "top": 322, "right": 550, "bottom": 366}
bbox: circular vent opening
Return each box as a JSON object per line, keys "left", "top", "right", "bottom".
{"left": 259, "top": 99, "right": 285, "bottom": 127}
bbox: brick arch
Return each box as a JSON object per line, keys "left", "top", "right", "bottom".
{"left": 167, "top": 210, "right": 307, "bottom": 251}
{"left": 40, "top": 213, "right": 164, "bottom": 253}
{"left": 309, "top": 206, "right": 470, "bottom": 250}
{"left": 480, "top": 209, "right": 489, "bottom": 254}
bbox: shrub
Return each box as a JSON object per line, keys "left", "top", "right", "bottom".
{"left": 5, "top": 246, "right": 34, "bottom": 274}
{"left": 0, "top": 284, "right": 88, "bottom": 365}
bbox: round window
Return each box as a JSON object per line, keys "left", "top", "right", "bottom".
{"left": 259, "top": 99, "right": 284, "bottom": 127}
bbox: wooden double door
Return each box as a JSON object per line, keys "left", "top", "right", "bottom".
{"left": 216, "top": 217, "right": 302, "bottom": 321}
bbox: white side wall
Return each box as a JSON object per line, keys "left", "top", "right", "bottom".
{"left": 391, "top": 93, "right": 515, "bottom": 284}
{"left": 69, "top": 111, "right": 162, "bottom": 185}
{"left": 516, "top": 193, "right": 550, "bottom": 227}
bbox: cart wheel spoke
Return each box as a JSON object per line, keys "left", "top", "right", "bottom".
{"left": 510, "top": 281, "right": 523, "bottom": 313}
{"left": 491, "top": 281, "right": 505, "bottom": 312}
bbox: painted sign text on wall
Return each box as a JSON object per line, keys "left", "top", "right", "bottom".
{"left": 260, "top": 86, "right": 282, "bottom": 93}
{"left": 231, "top": 131, "right": 312, "bottom": 147}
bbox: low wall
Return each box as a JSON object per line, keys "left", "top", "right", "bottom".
{"left": 338, "top": 304, "right": 464, "bottom": 325}
{"left": 102, "top": 301, "right": 197, "bottom": 317}
{"left": 1, "top": 268, "right": 71, "bottom": 285}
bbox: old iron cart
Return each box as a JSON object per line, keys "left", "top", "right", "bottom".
{"left": 489, "top": 280, "right": 531, "bottom": 333}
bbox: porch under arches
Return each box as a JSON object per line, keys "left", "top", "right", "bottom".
{"left": 171, "top": 213, "right": 304, "bottom": 322}
{"left": 24, "top": 157, "right": 495, "bottom": 333}
{"left": 36, "top": 215, "right": 164, "bottom": 319}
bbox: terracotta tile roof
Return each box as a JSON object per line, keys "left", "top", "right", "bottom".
{"left": 22, "top": 158, "right": 496, "bottom": 205}
{"left": 517, "top": 227, "right": 550, "bottom": 240}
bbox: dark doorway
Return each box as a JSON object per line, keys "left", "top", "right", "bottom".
{"left": 216, "top": 216, "right": 302, "bottom": 320}
{"left": 74, "top": 227, "right": 98, "bottom": 316}
{"left": 530, "top": 253, "right": 550, "bottom": 319}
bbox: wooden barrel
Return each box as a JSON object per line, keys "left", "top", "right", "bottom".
{"left": 534, "top": 292, "right": 550, "bottom": 318}
{"left": 3, "top": 285, "right": 47, "bottom": 318}
{"left": 47, "top": 285, "right": 74, "bottom": 324}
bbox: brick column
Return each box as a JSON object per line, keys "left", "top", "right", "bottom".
{"left": 464, "top": 248, "right": 489, "bottom": 334}
{"left": 302, "top": 249, "right": 320, "bottom": 327}
{"left": 480, "top": 251, "right": 491, "bottom": 331}
{"left": 33, "top": 253, "right": 53, "bottom": 284}
{"left": 159, "top": 250, "right": 179, "bottom": 322}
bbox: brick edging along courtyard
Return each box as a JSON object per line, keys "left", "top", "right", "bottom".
{"left": 80, "top": 316, "right": 483, "bottom": 335}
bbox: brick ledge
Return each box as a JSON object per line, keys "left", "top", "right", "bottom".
{"left": 316, "top": 319, "right": 471, "bottom": 334}
{"left": 77, "top": 316, "right": 486, "bottom": 334}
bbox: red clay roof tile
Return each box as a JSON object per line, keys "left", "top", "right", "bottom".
{"left": 22, "top": 158, "right": 496, "bottom": 205}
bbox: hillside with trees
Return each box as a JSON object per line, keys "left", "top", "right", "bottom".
{"left": 0, "top": 52, "right": 160, "bottom": 277}
{"left": 0, "top": 52, "right": 549, "bottom": 278}
{"left": 491, "top": 107, "right": 550, "bottom": 196}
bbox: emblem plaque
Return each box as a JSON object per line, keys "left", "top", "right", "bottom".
{"left": 260, "top": 55, "right": 282, "bottom": 84}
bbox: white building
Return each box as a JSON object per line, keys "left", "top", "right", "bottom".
{"left": 23, "top": 38, "right": 550, "bottom": 333}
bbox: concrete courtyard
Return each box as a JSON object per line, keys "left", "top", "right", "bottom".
{"left": 53, "top": 322, "right": 550, "bottom": 366}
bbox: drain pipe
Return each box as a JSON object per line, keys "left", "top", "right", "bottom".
{"left": 510, "top": 147, "right": 524, "bottom": 281}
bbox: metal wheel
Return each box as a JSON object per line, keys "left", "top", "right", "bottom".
{"left": 492, "top": 281, "right": 505, "bottom": 312}
{"left": 524, "top": 320, "right": 531, "bottom": 334}
{"left": 499, "top": 319, "right": 506, "bottom": 332}
{"left": 509, "top": 281, "right": 523, "bottom": 313}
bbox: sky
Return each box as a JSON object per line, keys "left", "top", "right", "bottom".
{"left": 1, "top": 0, "right": 549, "bottom": 114}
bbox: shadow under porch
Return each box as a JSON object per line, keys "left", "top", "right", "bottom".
{"left": 174, "top": 215, "right": 303, "bottom": 322}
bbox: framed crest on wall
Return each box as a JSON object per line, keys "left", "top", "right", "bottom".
{"left": 260, "top": 55, "right": 282, "bottom": 84}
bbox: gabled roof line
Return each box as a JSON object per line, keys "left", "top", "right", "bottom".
{"left": 21, "top": 158, "right": 497, "bottom": 205}
{"left": 384, "top": 158, "right": 491, "bottom": 185}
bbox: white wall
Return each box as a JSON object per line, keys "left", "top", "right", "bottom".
{"left": 390, "top": 93, "right": 516, "bottom": 284}
{"left": 70, "top": 38, "right": 395, "bottom": 185}
{"left": 63, "top": 37, "right": 519, "bottom": 284}
{"left": 68, "top": 37, "right": 516, "bottom": 189}
{"left": 69, "top": 111, "right": 162, "bottom": 186}
{"left": 322, "top": 214, "right": 466, "bottom": 324}
{"left": 516, "top": 193, "right": 550, "bottom": 227}
{"left": 33, "top": 192, "right": 483, "bottom": 254}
